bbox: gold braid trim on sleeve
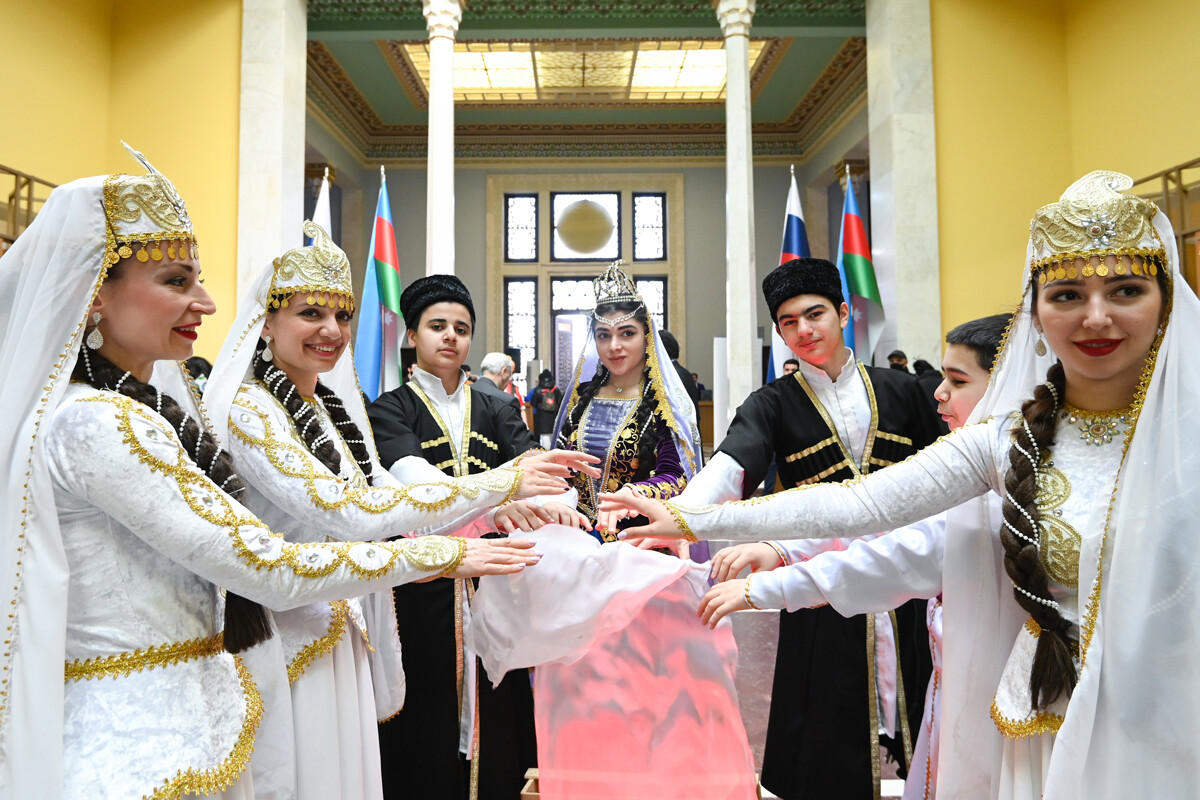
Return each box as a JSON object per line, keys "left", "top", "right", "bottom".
{"left": 989, "top": 699, "right": 1064, "bottom": 740}
{"left": 287, "top": 601, "right": 350, "bottom": 685}
{"left": 625, "top": 474, "right": 688, "bottom": 501}
{"left": 85, "top": 395, "right": 464, "bottom": 581}
{"left": 231, "top": 392, "right": 463, "bottom": 515}
{"left": 440, "top": 537, "right": 468, "bottom": 576}
{"left": 662, "top": 500, "right": 697, "bottom": 543}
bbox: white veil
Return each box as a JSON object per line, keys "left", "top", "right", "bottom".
{"left": 939, "top": 174, "right": 1200, "bottom": 797}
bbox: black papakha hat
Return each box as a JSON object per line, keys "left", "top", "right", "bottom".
{"left": 762, "top": 258, "right": 845, "bottom": 323}
{"left": 400, "top": 274, "right": 476, "bottom": 330}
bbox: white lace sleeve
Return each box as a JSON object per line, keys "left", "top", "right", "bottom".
{"left": 49, "top": 394, "right": 470, "bottom": 611}
{"left": 749, "top": 514, "right": 945, "bottom": 613}
{"left": 669, "top": 418, "right": 1007, "bottom": 542}
{"left": 229, "top": 386, "right": 519, "bottom": 541}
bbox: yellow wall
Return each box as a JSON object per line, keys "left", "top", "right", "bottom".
{"left": 3, "top": 0, "right": 241, "bottom": 361}
{"left": 106, "top": 0, "right": 242, "bottom": 361}
{"left": 1, "top": 0, "right": 114, "bottom": 182}
{"left": 930, "top": 0, "right": 1076, "bottom": 332}
{"left": 932, "top": 0, "right": 1200, "bottom": 333}
{"left": 1065, "top": 0, "right": 1200, "bottom": 179}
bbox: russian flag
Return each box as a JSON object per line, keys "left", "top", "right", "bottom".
{"left": 767, "top": 169, "right": 811, "bottom": 382}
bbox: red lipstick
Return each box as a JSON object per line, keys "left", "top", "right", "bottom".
{"left": 1073, "top": 339, "right": 1122, "bottom": 357}
{"left": 173, "top": 327, "right": 199, "bottom": 341}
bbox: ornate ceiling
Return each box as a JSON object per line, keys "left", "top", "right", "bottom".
{"left": 306, "top": 2, "right": 866, "bottom": 162}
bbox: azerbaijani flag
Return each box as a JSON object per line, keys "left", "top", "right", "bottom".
{"left": 834, "top": 170, "right": 884, "bottom": 357}
{"left": 767, "top": 168, "right": 812, "bottom": 382}
{"left": 355, "top": 167, "right": 403, "bottom": 400}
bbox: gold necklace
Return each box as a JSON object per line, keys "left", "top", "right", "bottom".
{"left": 1061, "top": 402, "right": 1132, "bottom": 447}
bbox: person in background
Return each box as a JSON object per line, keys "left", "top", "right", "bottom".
{"left": 782, "top": 358, "right": 800, "bottom": 375}
{"left": 913, "top": 358, "right": 949, "bottom": 434}
{"left": 888, "top": 349, "right": 912, "bottom": 372}
{"left": 527, "top": 369, "right": 563, "bottom": 449}
{"left": 462, "top": 363, "right": 475, "bottom": 384}
{"left": 474, "top": 352, "right": 520, "bottom": 410}
{"left": 691, "top": 371, "right": 706, "bottom": 395}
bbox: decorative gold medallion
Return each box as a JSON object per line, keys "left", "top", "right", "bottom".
{"left": 1036, "top": 460, "right": 1079, "bottom": 588}
{"left": 1064, "top": 404, "right": 1129, "bottom": 447}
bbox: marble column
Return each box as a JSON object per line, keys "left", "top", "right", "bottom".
{"left": 716, "top": 0, "right": 758, "bottom": 419}
{"left": 865, "top": 0, "right": 942, "bottom": 364}
{"left": 423, "top": 0, "right": 462, "bottom": 276}
{"left": 236, "top": 0, "right": 307, "bottom": 300}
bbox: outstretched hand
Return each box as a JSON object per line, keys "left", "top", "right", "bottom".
{"left": 697, "top": 579, "right": 750, "bottom": 628}
{"left": 494, "top": 500, "right": 588, "bottom": 533}
{"left": 513, "top": 449, "right": 601, "bottom": 500}
{"left": 445, "top": 537, "right": 540, "bottom": 578}
{"left": 709, "top": 542, "right": 783, "bottom": 582}
{"left": 596, "top": 491, "right": 688, "bottom": 540}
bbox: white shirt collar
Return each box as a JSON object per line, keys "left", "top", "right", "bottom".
{"left": 411, "top": 365, "right": 466, "bottom": 402}
{"left": 797, "top": 346, "right": 857, "bottom": 386}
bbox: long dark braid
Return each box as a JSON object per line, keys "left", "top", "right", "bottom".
{"left": 252, "top": 340, "right": 375, "bottom": 485}
{"left": 999, "top": 360, "right": 1075, "bottom": 708}
{"left": 73, "top": 348, "right": 272, "bottom": 654}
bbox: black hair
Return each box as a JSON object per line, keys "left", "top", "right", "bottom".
{"left": 185, "top": 356, "right": 213, "bottom": 380}
{"left": 783, "top": 358, "right": 800, "bottom": 369}
{"left": 912, "top": 359, "right": 937, "bottom": 376}
{"left": 252, "top": 335, "right": 375, "bottom": 486}
{"left": 72, "top": 348, "right": 272, "bottom": 654}
{"left": 945, "top": 313, "right": 1013, "bottom": 372}
{"left": 658, "top": 330, "right": 680, "bottom": 360}
{"left": 763, "top": 258, "right": 844, "bottom": 323}
{"left": 558, "top": 301, "right": 661, "bottom": 478}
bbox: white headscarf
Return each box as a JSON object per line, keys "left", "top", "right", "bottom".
{"left": 0, "top": 148, "right": 204, "bottom": 795}
{"left": 939, "top": 172, "right": 1200, "bottom": 797}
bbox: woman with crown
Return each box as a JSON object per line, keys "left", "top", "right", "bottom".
{"left": 204, "top": 223, "right": 594, "bottom": 799}
{"left": 465, "top": 264, "right": 759, "bottom": 799}
{"left": 552, "top": 262, "right": 701, "bottom": 536}
{"left": 0, "top": 149, "right": 554, "bottom": 798}
{"left": 602, "top": 171, "right": 1200, "bottom": 799}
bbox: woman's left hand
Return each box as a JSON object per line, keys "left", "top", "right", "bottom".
{"left": 697, "top": 579, "right": 750, "bottom": 628}
{"left": 539, "top": 501, "right": 590, "bottom": 530}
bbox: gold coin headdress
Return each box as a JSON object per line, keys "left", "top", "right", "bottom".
{"left": 1029, "top": 170, "right": 1165, "bottom": 284}
{"left": 103, "top": 142, "right": 198, "bottom": 268}
{"left": 267, "top": 220, "right": 355, "bottom": 311}
{"left": 591, "top": 261, "right": 644, "bottom": 324}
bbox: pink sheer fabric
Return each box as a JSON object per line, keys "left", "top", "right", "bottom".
{"left": 466, "top": 526, "right": 756, "bottom": 799}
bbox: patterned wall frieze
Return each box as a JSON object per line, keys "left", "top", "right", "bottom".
{"left": 309, "top": 0, "right": 863, "bottom": 23}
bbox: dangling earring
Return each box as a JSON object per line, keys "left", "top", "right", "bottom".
{"left": 1034, "top": 333, "right": 1047, "bottom": 357}
{"left": 261, "top": 335, "right": 274, "bottom": 362}
{"left": 86, "top": 312, "right": 104, "bottom": 350}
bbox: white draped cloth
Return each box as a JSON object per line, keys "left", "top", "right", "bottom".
{"left": 466, "top": 526, "right": 757, "bottom": 799}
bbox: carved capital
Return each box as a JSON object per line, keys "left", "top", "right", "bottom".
{"left": 714, "top": 0, "right": 755, "bottom": 37}
{"left": 423, "top": 0, "right": 464, "bottom": 40}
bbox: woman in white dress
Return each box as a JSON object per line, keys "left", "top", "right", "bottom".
{"left": 204, "top": 222, "right": 592, "bottom": 800}
{"left": 604, "top": 171, "right": 1199, "bottom": 799}
{"left": 0, "top": 148, "right": 542, "bottom": 798}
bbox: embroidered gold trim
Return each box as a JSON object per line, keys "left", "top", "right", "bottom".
{"left": 232, "top": 388, "right": 474, "bottom": 515}
{"left": 784, "top": 436, "right": 838, "bottom": 464}
{"left": 1025, "top": 617, "right": 1042, "bottom": 638}
{"left": 287, "top": 601, "right": 350, "bottom": 684}
{"left": 797, "top": 459, "right": 854, "bottom": 486}
{"left": 662, "top": 499, "right": 697, "bottom": 542}
{"left": 65, "top": 634, "right": 225, "bottom": 681}
{"left": 865, "top": 611, "right": 881, "bottom": 798}
{"left": 147, "top": 654, "right": 264, "bottom": 799}
{"left": 858, "top": 364, "right": 882, "bottom": 474}
{"left": 84, "top": 394, "right": 464, "bottom": 578}
{"left": 470, "top": 432, "right": 500, "bottom": 452}
{"left": 989, "top": 699, "right": 1063, "bottom": 739}
{"left": 1036, "top": 461, "right": 1080, "bottom": 588}
{"left": 422, "top": 435, "right": 451, "bottom": 450}
{"left": 875, "top": 430, "right": 913, "bottom": 446}
{"left": 626, "top": 474, "right": 688, "bottom": 500}
{"left": 440, "top": 537, "right": 468, "bottom": 575}
{"left": 406, "top": 381, "right": 473, "bottom": 478}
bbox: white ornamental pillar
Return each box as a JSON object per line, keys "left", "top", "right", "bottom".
{"left": 423, "top": 0, "right": 462, "bottom": 275}
{"left": 716, "top": 0, "right": 758, "bottom": 418}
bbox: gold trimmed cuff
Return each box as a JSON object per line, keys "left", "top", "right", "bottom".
{"left": 662, "top": 500, "right": 697, "bottom": 542}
